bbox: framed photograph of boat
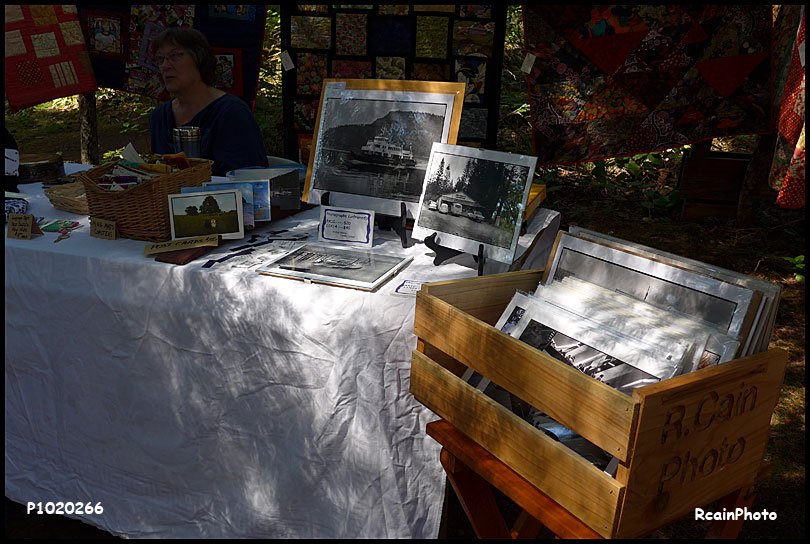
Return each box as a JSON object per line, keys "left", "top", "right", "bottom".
{"left": 412, "top": 143, "right": 537, "bottom": 264}
{"left": 303, "top": 79, "right": 465, "bottom": 217}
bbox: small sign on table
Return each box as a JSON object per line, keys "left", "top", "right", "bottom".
{"left": 6, "top": 214, "right": 43, "bottom": 240}
{"left": 318, "top": 205, "right": 375, "bottom": 249}
{"left": 90, "top": 217, "right": 118, "bottom": 240}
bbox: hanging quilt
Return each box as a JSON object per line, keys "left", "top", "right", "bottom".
{"left": 4, "top": 5, "right": 98, "bottom": 111}
{"left": 769, "top": 7, "right": 805, "bottom": 209}
{"left": 76, "top": 5, "right": 266, "bottom": 107}
{"left": 280, "top": 4, "right": 507, "bottom": 164}
{"left": 522, "top": 5, "right": 773, "bottom": 165}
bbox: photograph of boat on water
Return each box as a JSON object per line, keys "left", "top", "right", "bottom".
{"left": 304, "top": 79, "right": 464, "bottom": 217}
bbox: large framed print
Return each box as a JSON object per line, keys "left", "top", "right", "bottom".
{"left": 543, "top": 232, "right": 761, "bottom": 348}
{"left": 303, "top": 79, "right": 465, "bottom": 217}
{"left": 567, "top": 226, "right": 779, "bottom": 356}
{"left": 412, "top": 143, "right": 537, "bottom": 264}
{"left": 256, "top": 242, "right": 413, "bottom": 292}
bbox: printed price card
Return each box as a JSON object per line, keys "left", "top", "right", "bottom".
{"left": 318, "top": 205, "right": 375, "bottom": 248}
{"left": 6, "top": 214, "right": 42, "bottom": 239}
{"left": 393, "top": 279, "right": 424, "bottom": 296}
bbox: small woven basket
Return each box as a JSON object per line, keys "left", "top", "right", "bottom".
{"left": 44, "top": 181, "right": 89, "bottom": 215}
{"left": 77, "top": 158, "right": 212, "bottom": 242}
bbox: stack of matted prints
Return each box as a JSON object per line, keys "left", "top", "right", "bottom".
{"left": 467, "top": 229, "right": 780, "bottom": 473}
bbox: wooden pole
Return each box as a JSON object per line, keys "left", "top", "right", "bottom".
{"left": 78, "top": 91, "right": 99, "bottom": 165}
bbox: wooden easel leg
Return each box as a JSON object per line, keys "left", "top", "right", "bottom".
{"left": 705, "top": 483, "right": 756, "bottom": 539}
{"left": 706, "top": 464, "right": 770, "bottom": 539}
{"left": 441, "top": 448, "right": 511, "bottom": 539}
{"left": 510, "top": 509, "right": 544, "bottom": 539}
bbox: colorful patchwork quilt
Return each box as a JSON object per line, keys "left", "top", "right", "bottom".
{"left": 769, "top": 7, "right": 805, "bottom": 209}
{"left": 280, "top": 4, "right": 507, "bottom": 164}
{"left": 522, "top": 5, "right": 773, "bottom": 165}
{"left": 75, "top": 5, "right": 266, "bottom": 107}
{"left": 5, "top": 5, "right": 98, "bottom": 111}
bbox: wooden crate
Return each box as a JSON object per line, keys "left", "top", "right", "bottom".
{"left": 409, "top": 270, "right": 788, "bottom": 538}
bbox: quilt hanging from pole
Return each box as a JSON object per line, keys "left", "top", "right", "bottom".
{"left": 769, "top": 7, "right": 805, "bottom": 209}
{"left": 522, "top": 5, "right": 773, "bottom": 166}
{"left": 75, "top": 5, "right": 267, "bottom": 108}
{"left": 5, "top": 5, "right": 98, "bottom": 111}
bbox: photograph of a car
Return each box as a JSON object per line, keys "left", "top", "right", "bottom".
{"left": 413, "top": 142, "right": 537, "bottom": 264}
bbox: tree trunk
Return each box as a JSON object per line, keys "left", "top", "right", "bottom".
{"left": 736, "top": 133, "right": 776, "bottom": 226}
{"left": 78, "top": 91, "right": 99, "bottom": 165}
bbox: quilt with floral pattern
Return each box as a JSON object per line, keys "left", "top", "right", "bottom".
{"left": 522, "top": 5, "right": 772, "bottom": 165}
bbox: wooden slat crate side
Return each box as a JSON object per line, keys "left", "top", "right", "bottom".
{"left": 422, "top": 269, "right": 544, "bottom": 325}
{"left": 410, "top": 351, "right": 624, "bottom": 538}
{"left": 615, "top": 349, "right": 788, "bottom": 539}
{"left": 414, "top": 289, "right": 638, "bottom": 461}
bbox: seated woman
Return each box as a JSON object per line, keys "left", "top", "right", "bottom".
{"left": 149, "top": 27, "right": 268, "bottom": 176}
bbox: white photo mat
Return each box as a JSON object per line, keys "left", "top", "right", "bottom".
{"left": 567, "top": 226, "right": 778, "bottom": 356}
{"left": 168, "top": 189, "right": 244, "bottom": 241}
{"left": 544, "top": 233, "right": 759, "bottom": 343}
{"left": 306, "top": 83, "right": 461, "bottom": 217}
{"left": 412, "top": 143, "right": 537, "bottom": 264}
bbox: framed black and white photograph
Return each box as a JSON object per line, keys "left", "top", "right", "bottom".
{"left": 303, "top": 79, "right": 465, "bottom": 217}
{"left": 412, "top": 143, "right": 537, "bottom": 264}
{"left": 256, "top": 242, "right": 413, "bottom": 292}
{"left": 567, "top": 226, "right": 778, "bottom": 357}
{"left": 168, "top": 189, "right": 244, "bottom": 241}
{"left": 543, "top": 232, "right": 760, "bottom": 347}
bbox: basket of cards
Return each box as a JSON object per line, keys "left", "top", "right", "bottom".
{"left": 77, "top": 153, "right": 212, "bottom": 242}
{"left": 44, "top": 180, "right": 89, "bottom": 215}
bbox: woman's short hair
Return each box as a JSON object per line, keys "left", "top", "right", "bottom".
{"left": 154, "top": 27, "right": 216, "bottom": 86}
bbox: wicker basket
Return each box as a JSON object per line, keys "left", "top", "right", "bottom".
{"left": 44, "top": 181, "right": 89, "bottom": 215}
{"left": 77, "top": 159, "right": 212, "bottom": 242}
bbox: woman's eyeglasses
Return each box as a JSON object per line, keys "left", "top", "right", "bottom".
{"left": 155, "top": 50, "right": 185, "bottom": 66}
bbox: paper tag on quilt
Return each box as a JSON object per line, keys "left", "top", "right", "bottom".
{"left": 318, "top": 205, "right": 374, "bottom": 249}
{"left": 520, "top": 52, "right": 537, "bottom": 73}
{"left": 280, "top": 50, "right": 295, "bottom": 71}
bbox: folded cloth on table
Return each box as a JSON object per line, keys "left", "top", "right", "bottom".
{"left": 5, "top": 198, "right": 28, "bottom": 223}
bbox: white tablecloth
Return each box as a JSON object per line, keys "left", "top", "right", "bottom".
{"left": 5, "top": 166, "right": 559, "bottom": 538}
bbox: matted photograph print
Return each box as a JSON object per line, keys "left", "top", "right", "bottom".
{"left": 257, "top": 243, "right": 412, "bottom": 291}
{"left": 413, "top": 143, "right": 537, "bottom": 264}
{"left": 304, "top": 79, "right": 464, "bottom": 217}
{"left": 168, "top": 189, "right": 244, "bottom": 241}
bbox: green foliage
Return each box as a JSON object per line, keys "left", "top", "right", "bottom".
{"left": 783, "top": 255, "right": 805, "bottom": 283}
{"left": 102, "top": 146, "right": 126, "bottom": 161}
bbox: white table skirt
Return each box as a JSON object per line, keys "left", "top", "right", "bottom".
{"left": 5, "top": 166, "right": 559, "bottom": 538}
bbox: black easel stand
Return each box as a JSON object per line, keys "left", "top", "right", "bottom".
{"left": 424, "top": 233, "right": 485, "bottom": 276}
{"left": 376, "top": 202, "right": 409, "bottom": 248}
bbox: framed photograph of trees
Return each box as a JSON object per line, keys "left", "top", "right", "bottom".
{"left": 413, "top": 143, "right": 537, "bottom": 264}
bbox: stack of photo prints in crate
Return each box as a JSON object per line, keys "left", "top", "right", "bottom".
{"left": 467, "top": 229, "right": 781, "bottom": 475}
